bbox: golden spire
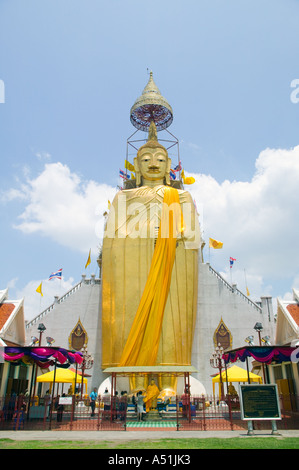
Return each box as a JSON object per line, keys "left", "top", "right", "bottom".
{"left": 130, "top": 71, "right": 173, "bottom": 132}
{"left": 147, "top": 120, "right": 158, "bottom": 142}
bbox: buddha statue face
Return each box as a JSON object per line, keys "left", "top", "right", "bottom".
{"left": 135, "top": 142, "right": 171, "bottom": 186}
{"left": 138, "top": 146, "right": 168, "bottom": 180}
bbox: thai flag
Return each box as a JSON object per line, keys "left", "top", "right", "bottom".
{"left": 229, "top": 257, "right": 236, "bottom": 268}
{"left": 119, "top": 169, "right": 129, "bottom": 179}
{"left": 170, "top": 169, "right": 176, "bottom": 180}
{"left": 49, "top": 269, "right": 63, "bottom": 281}
{"left": 174, "top": 161, "right": 182, "bottom": 172}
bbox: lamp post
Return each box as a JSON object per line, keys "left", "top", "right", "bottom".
{"left": 254, "top": 322, "right": 266, "bottom": 383}
{"left": 37, "top": 323, "right": 46, "bottom": 346}
{"left": 78, "top": 346, "right": 94, "bottom": 401}
{"left": 210, "top": 344, "right": 225, "bottom": 401}
{"left": 31, "top": 323, "right": 47, "bottom": 409}
{"left": 254, "top": 322, "right": 263, "bottom": 346}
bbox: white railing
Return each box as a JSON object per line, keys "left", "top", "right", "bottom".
{"left": 25, "top": 276, "right": 101, "bottom": 329}
{"left": 208, "top": 264, "right": 262, "bottom": 313}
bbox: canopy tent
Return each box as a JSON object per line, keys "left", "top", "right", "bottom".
{"left": 36, "top": 367, "right": 88, "bottom": 393}
{"left": 222, "top": 346, "right": 297, "bottom": 365}
{"left": 212, "top": 365, "right": 262, "bottom": 395}
{"left": 104, "top": 365, "right": 198, "bottom": 397}
{"left": 2, "top": 346, "right": 83, "bottom": 368}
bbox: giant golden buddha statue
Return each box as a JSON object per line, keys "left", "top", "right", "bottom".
{"left": 101, "top": 73, "right": 202, "bottom": 390}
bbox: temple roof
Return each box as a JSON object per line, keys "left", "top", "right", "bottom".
{"left": 0, "top": 289, "right": 25, "bottom": 346}
{"left": 286, "top": 304, "right": 299, "bottom": 327}
{"left": 0, "top": 303, "right": 16, "bottom": 330}
{"left": 275, "top": 289, "right": 299, "bottom": 344}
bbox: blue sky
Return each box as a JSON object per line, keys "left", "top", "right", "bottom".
{"left": 0, "top": 0, "right": 299, "bottom": 321}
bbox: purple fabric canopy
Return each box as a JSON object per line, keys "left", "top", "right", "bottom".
{"left": 223, "top": 346, "right": 297, "bottom": 365}
{"left": 2, "top": 346, "right": 83, "bottom": 368}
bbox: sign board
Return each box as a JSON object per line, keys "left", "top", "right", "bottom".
{"left": 240, "top": 384, "right": 281, "bottom": 421}
{"left": 59, "top": 396, "right": 73, "bottom": 405}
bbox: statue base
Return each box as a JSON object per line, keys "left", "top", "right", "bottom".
{"left": 144, "top": 409, "right": 162, "bottom": 421}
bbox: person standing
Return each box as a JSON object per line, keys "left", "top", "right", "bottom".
{"left": 90, "top": 388, "right": 97, "bottom": 417}
{"left": 137, "top": 391, "right": 145, "bottom": 421}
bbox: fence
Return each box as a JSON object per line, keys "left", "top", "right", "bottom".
{"left": 1, "top": 394, "right": 299, "bottom": 431}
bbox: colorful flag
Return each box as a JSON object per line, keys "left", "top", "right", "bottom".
{"left": 108, "top": 200, "right": 111, "bottom": 210}
{"left": 230, "top": 257, "right": 236, "bottom": 268}
{"left": 170, "top": 169, "right": 176, "bottom": 180}
{"left": 174, "top": 161, "right": 182, "bottom": 172}
{"left": 49, "top": 269, "right": 62, "bottom": 281}
{"left": 209, "top": 238, "right": 223, "bottom": 249}
{"left": 181, "top": 169, "right": 195, "bottom": 185}
{"left": 119, "top": 169, "right": 130, "bottom": 179}
{"left": 36, "top": 282, "right": 43, "bottom": 296}
{"left": 246, "top": 287, "right": 250, "bottom": 296}
{"left": 125, "top": 160, "right": 135, "bottom": 172}
{"left": 184, "top": 176, "right": 195, "bottom": 184}
{"left": 85, "top": 249, "right": 91, "bottom": 269}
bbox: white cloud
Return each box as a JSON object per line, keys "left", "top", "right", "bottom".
{"left": 188, "top": 145, "right": 299, "bottom": 296}
{"left": 9, "top": 162, "right": 117, "bottom": 254}
{"left": 17, "top": 276, "right": 75, "bottom": 322}
{"left": 5, "top": 145, "right": 299, "bottom": 305}
{"left": 35, "top": 151, "right": 51, "bottom": 161}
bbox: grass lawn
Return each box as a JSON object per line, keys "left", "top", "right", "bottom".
{"left": 1, "top": 437, "right": 299, "bottom": 449}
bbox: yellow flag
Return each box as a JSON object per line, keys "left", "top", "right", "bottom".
{"left": 85, "top": 249, "right": 91, "bottom": 269}
{"left": 108, "top": 200, "right": 111, "bottom": 210}
{"left": 125, "top": 160, "right": 135, "bottom": 172}
{"left": 181, "top": 169, "right": 195, "bottom": 184}
{"left": 246, "top": 287, "right": 250, "bottom": 296}
{"left": 209, "top": 238, "right": 223, "bottom": 249}
{"left": 36, "top": 282, "right": 43, "bottom": 296}
{"left": 131, "top": 172, "right": 135, "bottom": 180}
{"left": 184, "top": 176, "right": 195, "bottom": 185}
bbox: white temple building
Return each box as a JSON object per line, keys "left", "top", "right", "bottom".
{"left": 24, "top": 261, "right": 275, "bottom": 396}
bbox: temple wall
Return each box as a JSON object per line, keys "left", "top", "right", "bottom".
{"left": 191, "top": 263, "right": 276, "bottom": 395}
{"left": 25, "top": 264, "right": 277, "bottom": 396}
{"left": 25, "top": 275, "right": 104, "bottom": 394}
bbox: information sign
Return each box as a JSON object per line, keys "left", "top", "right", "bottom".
{"left": 240, "top": 384, "right": 281, "bottom": 421}
{"left": 59, "top": 396, "right": 73, "bottom": 405}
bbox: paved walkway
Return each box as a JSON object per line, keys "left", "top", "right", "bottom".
{"left": 1, "top": 429, "right": 299, "bottom": 441}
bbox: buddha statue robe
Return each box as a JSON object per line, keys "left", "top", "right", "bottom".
{"left": 101, "top": 183, "right": 201, "bottom": 370}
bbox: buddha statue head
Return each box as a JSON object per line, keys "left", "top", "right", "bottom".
{"left": 134, "top": 121, "right": 171, "bottom": 187}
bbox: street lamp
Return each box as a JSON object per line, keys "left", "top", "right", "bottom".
{"left": 78, "top": 346, "right": 94, "bottom": 400}
{"left": 253, "top": 322, "right": 266, "bottom": 383}
{"left": 37, "top": 323, "right": 46, "bottom": 346}
{"left": 254, "top": 322, "right": 263, "bottom": 344}
{"left": 210, "top": 344, "right": 225, "bottom": 401}
{"left": 261, "top": 336, "right": 271, "bottom": 345}
{"left": 29, "top": 336, "right": 39, "bottom": 346}
{"left": 245, "top": 336, "right": 254, "bottom": 346}
{"left": 46, "top": 337, "right": 55, "bottom": 346}
{"left": 31, "top": 324, "right": 48, "bottom": 402}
